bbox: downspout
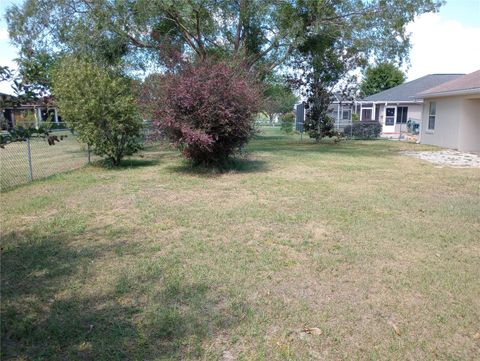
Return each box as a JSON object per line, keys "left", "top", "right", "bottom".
{"left": 418, "top": 100, "right": 424, "bottom": 144}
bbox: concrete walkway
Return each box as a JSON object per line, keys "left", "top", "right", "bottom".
{"left": 401, "top": 150, "right": 480, "bottom": 168}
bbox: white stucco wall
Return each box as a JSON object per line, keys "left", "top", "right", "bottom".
{"left": 458, "top": 98, "right": 480, "bottom": 152}
{"left": 404, "top": 105, "right": 423, "bottom": 123}
{"left": 420, "top": 97, "right": 462, "bottom": 149}
{"left": 420, "top": 95, "right": 480, "bottom": 152}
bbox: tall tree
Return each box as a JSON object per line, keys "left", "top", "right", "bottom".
{"left": 360, "top": 63, "right": 406, "bottom": 97}
{"left": 285, "top": 1, "right": 439, "bottom": 141}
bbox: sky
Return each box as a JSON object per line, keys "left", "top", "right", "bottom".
{"left": 1, "top": 0, "right": 480, "bottom": 94}
{"left": 404, "top": 0, "right": 480, "bottom": 80}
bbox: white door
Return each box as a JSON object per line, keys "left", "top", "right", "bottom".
{"left": 384, "top": 107, "right": 396, "bottom": 133}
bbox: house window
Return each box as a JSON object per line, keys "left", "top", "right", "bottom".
{"left": 342, "top": 109, "right": 351, "bottom": 120}
{"left": 428, "top": 102, "right": 436, "bottom": 130}
{"left": 361, "top": 108, "right": 373, "bottom": 120}
{"left": 396, "top": 106, "right": 408, "bottom": 124}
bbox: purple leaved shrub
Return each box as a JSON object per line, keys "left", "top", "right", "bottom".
{"left": 144, "top": 60, "right": 261, "bottom": 165}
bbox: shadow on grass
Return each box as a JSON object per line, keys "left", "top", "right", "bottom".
{"left": 91, "top": 157, "right": 160, "bottom": 170}
{"left": 1, "top": 228, "right": 247, "bottom": 360}
{"left": 166, "top": 157, "right": 269, "bottom": 177}
{"left": 120, "top": 158, "right": 161, "bottom": 168}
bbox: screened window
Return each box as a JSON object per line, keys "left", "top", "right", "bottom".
{"left": 428, "top": 102, "right": 436, "bottom": 130}
{"left": 361, "top": 108, "right": 373, "bottom": 120}
{"left": 396, "top": 106, "right": 408, "bottom": 124}
{"left": 342, "top": 109, "right": 351, "bottom": 120}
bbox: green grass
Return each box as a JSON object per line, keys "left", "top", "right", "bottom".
{"left": 1, "top": 127, "right": 479, "bottom": 360}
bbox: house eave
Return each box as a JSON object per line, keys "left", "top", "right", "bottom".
{"left": 357, "top": 99, "right": 424, "bottom": 104}
{"left": 418, "top": 88, "right": 480, "bottom": 99}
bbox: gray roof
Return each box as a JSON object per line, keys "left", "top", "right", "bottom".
{"left": 362, "top": 74, "right": 464, "bottom": 102}
{"left": 419, "top": 70, "right": 480, "bottom": 97}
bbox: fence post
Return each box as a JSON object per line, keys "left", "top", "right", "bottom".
{"left": 27, "top": 138, "right": 33, "bottom": 181}
{"left": 87, "top": 144, "right": 91, "bottom": 164}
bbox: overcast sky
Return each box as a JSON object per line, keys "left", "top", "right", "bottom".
{"left": 1, "top": 0, "right": 479, "bottom": 94}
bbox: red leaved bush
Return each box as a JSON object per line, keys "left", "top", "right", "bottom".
{"left": 147, "top": 60, "right": 261, "bottom": 165}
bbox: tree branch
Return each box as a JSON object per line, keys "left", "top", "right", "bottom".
{"left": 164, "top": 10, "right": 203, "bottom": 58}
{"left": 234, "top": 0, "right": 245, "bottom": 52}
{"left": 194, "top": 9, "right": 206, "bottom": 59}
{"left": 246, "top": 33, "right": 282, "bottom": 67}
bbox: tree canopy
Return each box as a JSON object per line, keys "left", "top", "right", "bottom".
{"left": 263, "top": 83, "right": 297, "bottom": 119}
{"left": 7, "top": 0, "right": 442, "bottom": 82}
{"left": 360, "top": 63, "right": 407, "bottom": 97}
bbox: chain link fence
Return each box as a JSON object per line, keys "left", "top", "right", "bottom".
{"left": 0, "top": 129, "right": 95, "bottom": 191}
{"left": 0, "top": 122, "right": 165, "bottom": 191}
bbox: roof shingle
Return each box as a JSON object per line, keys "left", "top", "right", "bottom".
{"left": 419, "top": 70, "right": 480, "bottom": 97}
{"left": 362, "top": 74, "right": 464, "bottom": 102}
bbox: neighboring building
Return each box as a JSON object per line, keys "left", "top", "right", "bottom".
{"left": 357, "top": 74, "right": 464, "bottom": 136}
{"left": 1, "top": 93, "right": 60, "bottom": 130}
{"left": 327, "top": 93, "right": 359, "bottom": 131}
{"left": 417, "top": 70, "right": 480, "bottom": 152}
{"left": 295, "top": 94, "right": 359, "bottom": 132}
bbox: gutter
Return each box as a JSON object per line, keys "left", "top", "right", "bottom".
{"left": 357, "top": 99, "right": 424, "bottom": 104}
{"left": 418, "top": 87, "right": 480, "bottom": 99}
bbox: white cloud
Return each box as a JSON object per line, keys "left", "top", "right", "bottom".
{"left": 405, "top": 13, "right": 480, "bottom": 80}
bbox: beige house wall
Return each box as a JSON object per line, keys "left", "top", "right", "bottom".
{"left": 420, "top": 95, "right": 480, "bottom": 152}
{"left": 421, "top": 96, "right": 461, "bottom": 149}
{"left": 458, "top": 98, "right": 480, "bottom": 152}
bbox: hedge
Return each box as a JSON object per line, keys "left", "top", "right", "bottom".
{"left": 343, "top": 121, "right": 382, "bottom": 139}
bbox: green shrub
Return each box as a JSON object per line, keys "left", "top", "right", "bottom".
{"left": 343, "top": 121, "right": 382, "bottom": 139}
{"left": 280, "top": 113, "right": 295, "bottom": 133}
{"left": 53, "top": 57, "right": 143, "bottom": 166}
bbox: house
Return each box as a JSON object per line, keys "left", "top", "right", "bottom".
{"left": 357, "top": 74, "right": 464, "bottom": 136}
{"left": 417, "top": 70, "right": 480, "bottom": 152}
{"left": 1, "top": 93, "right": 60, "bottom": 130}
{"left": 295, "top": 93, "right": 359, "bottom": 132}
{"left": 327, "top": 93, "right": 359, "bottom": 131}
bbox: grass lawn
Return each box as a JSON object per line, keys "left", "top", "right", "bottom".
{"left": 1, "top": 127, "right": 479, "bottom": 360}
